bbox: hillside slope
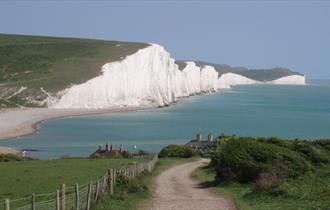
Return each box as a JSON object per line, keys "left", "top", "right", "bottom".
{"left": 0, "top": 34, "right": 148, "bottom": 108}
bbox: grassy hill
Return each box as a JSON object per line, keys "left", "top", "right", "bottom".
{"left": 194, "top": 136, "right": 330, "bottom": 209}
{"left": 0, "top": 34, "right": 148, "bottom": 108}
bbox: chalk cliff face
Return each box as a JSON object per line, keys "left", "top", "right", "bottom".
{"left": 218, "top": 73, "right": 260, "bottom": 88}
{"left": 50, "top": 44, "right": 305, "bottom": 109}
{"left": 267, "top": 75, "right": 306, "bottom": 85}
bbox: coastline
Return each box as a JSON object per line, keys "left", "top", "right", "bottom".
{"left": 0, "top": 82, "right": 308, "bottom": 142}
{"left": 0, "top": 107, "right": 147, "bottom": 141}
{"left": 0, "top": 146, "right": 22, "bottom": 156}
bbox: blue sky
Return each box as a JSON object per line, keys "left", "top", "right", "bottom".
{"left": 0, "top": 1, "right": 329, "bottom": 79}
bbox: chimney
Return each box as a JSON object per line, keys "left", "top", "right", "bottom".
{"left": 105, "top": 143, "right": 109, "bottom": 151}
{"left": 196, "top": 133, "right": 202, "bottom": 141}
{"left": 98, "top": 145, "right": 102, "bottom": 151}
{"left": 120, "top": 144, "right": 124, "bottom": 153}
{"left": 110, "top": 144, "right": 114, "bottom": 151}
{"left": 208, "top": 133, "right": 213, "bottom": 142}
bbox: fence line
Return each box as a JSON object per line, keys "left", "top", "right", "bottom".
{"left": 3, "top": 154, "right": 158, "bottom": 210}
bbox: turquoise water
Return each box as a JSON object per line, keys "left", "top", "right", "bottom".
{"left": 1, "top": 80, "right": 330, "bottom": 159}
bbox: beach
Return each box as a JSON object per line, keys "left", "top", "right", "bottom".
{"left": 0, "top": 146, "right": 22, "bottom": 156}
{"left": 0, "top": 107, "right": 142, "bottom": 141}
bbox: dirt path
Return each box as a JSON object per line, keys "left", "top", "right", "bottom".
{"left": 151, "top": 159, "right": 236, "bottom": 210}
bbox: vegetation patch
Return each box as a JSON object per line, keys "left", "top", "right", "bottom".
{"left": 0, "top": 157, "right": 140, "bottom": 201}
{"left": 0, "top": 153, "right": 34, "bottom": 162}
{"left": 159, "top": 144, "right": 196, "bottom": 158}
{"left": 196, "top": 135, "right": 330, "bottom": 209}
{"left": 211, "top": 137, "right": 311, "bottom": 183}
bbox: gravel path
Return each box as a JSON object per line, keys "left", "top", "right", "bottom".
{"left": 151, "top": 159, "right": 236, "bottom": 210}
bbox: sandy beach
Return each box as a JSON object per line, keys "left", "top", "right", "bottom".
{"left": 0, "top": 146, "right": 22, "bottom": 156}
{"left": 0, "top": 107, "right": 142, "bottom": 141}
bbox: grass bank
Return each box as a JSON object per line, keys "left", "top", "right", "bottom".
{"left": 0, "top": 157, "right": 141, "bottom": 200}
{"left": 193, "top": 164, "right": 330, "bottom": 210}
{"left": 193, "top": 135, "right": 330, "bottom": 210}
{"left": 93, "top": 157, "right": 197, "bottom": 210}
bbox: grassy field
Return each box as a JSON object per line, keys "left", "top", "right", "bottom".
{"left": 0, "top": 34, "right": 148, "bottom": 108}
{"left": 0, "top": 157, "right": 140, "bottom": 201}
{"left": 93, "top": 158, "right": 198, "bottom": 210}
{"left": 193, "top": 165, "right": 330, "bottom": 210}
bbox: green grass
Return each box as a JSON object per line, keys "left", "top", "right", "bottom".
{"left": 204, "top": 136, "right": 330, "bottom": 209}
{"left": 0, "top": 34, "right": 148, "bottom": 108}
{"left": 0, "top": 158, "right": 140, "bottom": 200}
{"left": 93, "top": 157, "right": 198, "bottom": 210}
{"left": 193, "top": 163, "right": 330, "bottom": 210}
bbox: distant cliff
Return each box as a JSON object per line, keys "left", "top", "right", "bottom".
{"left": 0, "top": 34, "right": 305, "bottom": 109}
{"left": 50, "top": 44, "right": 305, "bottom": 109}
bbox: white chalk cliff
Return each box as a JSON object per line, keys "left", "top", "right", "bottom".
{"left": 266, "top": 75, "right": 306, "bottom": 85}
{"left": 49, "top": 44, "right": 305, "bottom": 109}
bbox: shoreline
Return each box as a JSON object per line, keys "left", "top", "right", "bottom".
{"left": 0, "top": 83, "right": 309, "bottom": 143}
{"left": 0, "top": 106, "right": 148, "bottom": 141}
{"left": 0, "top": 146, "right": 23, "bottom": 156}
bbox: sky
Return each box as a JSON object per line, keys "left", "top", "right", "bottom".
{"left": 0, "top": 1, "right": 329, "bottom": 79}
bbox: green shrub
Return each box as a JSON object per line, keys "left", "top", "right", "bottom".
{"left": 313, "top": 139, "right": 330, "bottom": 152}
{"left": 257, "top": 136, "right": 291, "bottom": 148}
{"left": 159, "top": 145, "right": 194, "bottom": 158}
{"left": 137, "top": 150, "right": 150, "bottom": 156}
{"left": 290, "top": 140, "right": 329, "bottom": 164}
{"left": 258, "top": 137, "right": 329, "bottom": 164}
{"left": 211, "top": 138, "right": 310, "bottom": 183}
{"left": 0, "top": 154, "right": 23, "bottom": 162}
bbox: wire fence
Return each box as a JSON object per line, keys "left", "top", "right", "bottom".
{"left": 2, "top": 154, "right": 158, "bottom": 210}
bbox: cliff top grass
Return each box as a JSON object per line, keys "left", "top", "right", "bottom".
{"left": 0, "top": 34, "right": 148, "bottom": 108}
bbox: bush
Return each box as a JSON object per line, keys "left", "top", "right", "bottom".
{"left": 211, "top": 138, "right": 310, "bottom": 183}
{"left": 258, "top": 137, "right": 329, "bottom": 164}
{"left": 137, "top": 150, "right": 150, "bottom": 156}
{"left": 0, "top": 154, "right": 23, "bottom": 162}
{"left": 313, "top": 139, "right": 330, "bottom": 152}
{"left": 254, "top": 172, "right": 281, "bottom": 192}
{"left": 159, "top": 145, "right": 194, "bottom": 158}
{"left": 121, "top": 151, "right": 132, "bottom": 158}
{"left": 290, "top": 140, "right": 329, "bottom": 164}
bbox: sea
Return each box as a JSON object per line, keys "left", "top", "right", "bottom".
{"left": 1, "top": 80, "right": 330, "bottom": 159}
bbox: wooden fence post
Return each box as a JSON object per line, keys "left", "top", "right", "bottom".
{"left": 110, "top": 169, "right": 114, "bottom": 195}
{"left": 60, "top": 183, "right": 66, "bottom": 210}
{"left": 102, "top": 175, "right": 107, "bottom": 193}
{"left": 31, "top": 193, "right": 36, "bottom": 210}
{"left": 94, "top": 180, "right": 100, "bottom": 202}
{"left": 56, "top": 190, "right": 60, "bottom": 210}
{"left": 86, "top": 181, "right": 92, "bottom": 210}
{"left": 107, "top": 169, "right": 111, "bottom": 195}
{"left": 4, "top": 199, "right": 9, "bottom": 210}
{"left": 128, "top": 168, "right": 131, "bottom": 180}
{"left": 75, "top": 184, "right": 79, "bottom": 210}
{"left": 113, "top": 169, "right": 117, "bottom": 186}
